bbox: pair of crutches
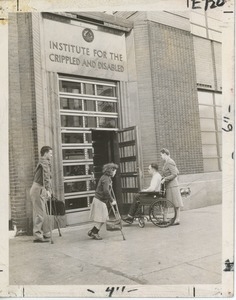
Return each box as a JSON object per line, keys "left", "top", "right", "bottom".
{"left": 45, "top": 195, "right": 62, "bottom": 244}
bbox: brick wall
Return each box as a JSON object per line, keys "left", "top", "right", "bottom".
{"left": 132, "top": 20, "right": 158, "bottom": 176}
{"left": 131, "top": 21, "right": 204, "bottom": 177}
{"left": 9, "top": 13, "right": 37, "bottom": 233}
{"left": 148, "top": 22, "right": 204, "bottom": 174}
{"left": 9, "top": 13, "right": 66, "bottom": 232}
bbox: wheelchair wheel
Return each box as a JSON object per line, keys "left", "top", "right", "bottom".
{"left": 138, "top": 218, "right": 145, "bottom": 228}
{"left": 149, "top": 198, "right": 176, "bottom": 227}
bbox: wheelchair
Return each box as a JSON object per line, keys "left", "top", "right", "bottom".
{"left": 132, "top": 184, "right": 177, "bottom": 228}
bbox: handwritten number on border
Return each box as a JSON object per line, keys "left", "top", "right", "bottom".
{"left": 187, "top": 0, "right": 225, "bottom": 10}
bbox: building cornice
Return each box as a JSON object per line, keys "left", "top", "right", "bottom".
{"left": 42, "top": 12, "right": 133, "bottom": 33}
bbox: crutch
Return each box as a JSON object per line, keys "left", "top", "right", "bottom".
{"left": 54, "top": 214, "right": 62, "bottom": 237}
{"left": 45, "top": 193, "right": 54, "bottom": 244}
{"left": 110, "top": 188, "right": 126, "bottom": 240}
{"left": 110, "top": 203, "right": 126, "bottom": 240}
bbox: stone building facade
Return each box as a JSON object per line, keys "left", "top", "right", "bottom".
{"left": 9, "top": 11, "right": 222, "bottom": 232}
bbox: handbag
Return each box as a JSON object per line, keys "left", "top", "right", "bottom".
{"left": 47, "top": 196, "right": 65, "bottom": 216}
{"left": 106, "top": 217, "right": 122, "bottom": 231}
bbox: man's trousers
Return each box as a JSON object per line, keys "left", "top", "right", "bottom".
{"left": 30, "top": 182, "right": 50, "bottom": 240}
{"left": 129, "top": 193, "right": 157, "bottom": 216}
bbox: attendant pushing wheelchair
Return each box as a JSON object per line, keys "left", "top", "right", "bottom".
{"left": 123, "top": 149, "right": 182, "bottom": 228}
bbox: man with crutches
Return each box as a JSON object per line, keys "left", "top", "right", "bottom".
{"left": 30, "top": 146, "right": 53, "bottom": 243}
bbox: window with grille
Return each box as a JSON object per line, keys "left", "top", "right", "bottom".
{"left": 198, "top": 91, "right": 222, "bottom": 172}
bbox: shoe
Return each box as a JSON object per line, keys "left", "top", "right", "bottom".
{"left": 88, "top": 230, "right": 102, "bottom": 240}
{"left": 43, "top": 235, "right": 51, "bottom": 239}
{"left": 33, "top": 238, "right": 49, "bottom": 243}
{"left": 172, "top": 222, "right": 180, "bottom": 226}
{"left": 161, "top": 220, "right": 169, "bottom": 225}
{"left": 122, "top": 216, "right": 134, "bottom": 224}
{"left": 92, "top": 233, "right": 102, "bottom": 240}
{"left": 88, "top": 230, "right": 93, "bottom": 238}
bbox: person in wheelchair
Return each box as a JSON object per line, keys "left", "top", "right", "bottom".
{"left": 122, "top": 163, "right": 162, "bottom": 224}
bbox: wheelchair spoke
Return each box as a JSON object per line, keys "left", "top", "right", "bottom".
{"left": 149, "top": 199, "right": 176, "bottom": 227}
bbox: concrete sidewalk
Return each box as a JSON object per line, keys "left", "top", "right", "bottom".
{"left": 9, "top": 204, "right": 222, "bottom": 286}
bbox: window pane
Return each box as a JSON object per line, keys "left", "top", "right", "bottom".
{"left": 61, "top": 132, "right": 91, "bottom": 144}
{"left": 84, "top": 116, "right": 97, "bottom": 128}
{"left": 60, "top": 98, "right": 82, "bottom": 110}
{"left": 215, "top": 93, "right": 222, "bottom": 106}
{"left": 218, "top": 145, "right": 222, "bottom": 157}
{"left": 200, "top": 118, "right": 215, "bottom": 131}
{"left": 215, "top": 106, "right": 221, "bottom": 119}
{"left": 201, "top": 132, "right": 216, "bottom": 144}
{"left": 199, "top": 105, "right": 214, "bottom": 118}
{"left": 61, "top": 115, "right": 83, "bottom": 127}
{"left": 203, "top": 158, "right": 219, "bottom": 172}
{"left": 198, "top": 91, "right": 213, "bottom": 105}
{"left": 88, "top": 165, "right": 94, "bottom": 174}
{"left": 59, "top": 81, "right": 81, "bottom": 93}
{"left": 88, "top": 196, "right": 94, "bottom": 206}
{"left": 98, "top": 101, "right": 117, "bottom": 113}
{"left": 84, "top": 100, "right": 96, "bottom": 111}
{"left": 217, "top": 132, "right": 222, "bottom": 144}
{"left": 62, "top": 133, "right": 84, "bottom": 144}
{"left": 64, "top": 180, "right": 95, "bottom": 194}
{"left": 84, "top": 133, "right": 92, "bottom": 143}
{"left": 65, "top": 197, "right": 88, "bottom": 210}
{"left": 202, "top": 145, "right": 218, "bottom": 156}
{"left": 217, "top": 119, "right": 222, "bottom": 131}
{"left": 64, "top": 181, "right": 87, "bottom": 193}
{"left": 83, "top": 83, "right": 95, "bottom": 95}
{"left": 98, "top": 117, "right": 118, "bottom": 128}
{"left": 63, "top": 165, "right": 86, "bottom": 177}
{"left": 62, "top": 148, "right": 93, "bottom": 160}
{"left": 97, "top": 85, "right": 116, "bottom": 97}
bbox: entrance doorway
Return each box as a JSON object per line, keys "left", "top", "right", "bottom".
{"left": 91, "top": 126, "right": 141, "bottom": 215}
{"left": 58, "top": 75, "right": 141, "bottom": 224}
{"left": 91, "top": 130, "right": 121, "bottom": 202}
{"left": 58, "top": 76, "right": 119, "bottom": 225}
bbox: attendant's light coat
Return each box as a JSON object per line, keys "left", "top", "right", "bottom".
{"left": 162, "top": 157, "right": 183, "bottom": 207}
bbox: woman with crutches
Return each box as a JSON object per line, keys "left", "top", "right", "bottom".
{"left": 88, "top": 163, "right": 118, "bottom": 240}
